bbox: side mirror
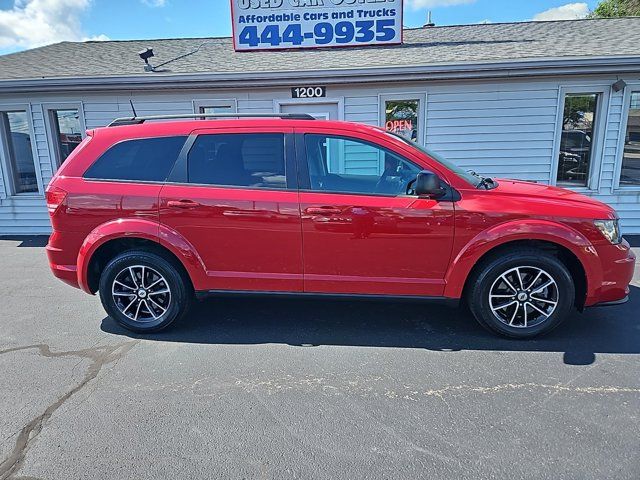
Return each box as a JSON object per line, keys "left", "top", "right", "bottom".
{"left": 414, "top": 171, "right": 445, "bottom": 198}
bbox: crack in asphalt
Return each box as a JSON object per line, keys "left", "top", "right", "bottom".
{"left": 0, "top": 341, "right": 139, "bottom": 480}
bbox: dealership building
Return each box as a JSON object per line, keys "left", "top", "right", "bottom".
{"left": 0, "top": 17, "right": 639, "bottom": 234}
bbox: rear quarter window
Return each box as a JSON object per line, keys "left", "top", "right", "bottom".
{"left": 84, "top": 136, "right": 187, "bottom": 182}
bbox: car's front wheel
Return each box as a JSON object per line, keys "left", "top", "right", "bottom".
{"left": 468, "top": 249, "right": 575, "bottom": 339}
{"left": 99, "top": 250, "right": 191, "bottom": 333}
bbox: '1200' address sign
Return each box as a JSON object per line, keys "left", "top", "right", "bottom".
{"left": 231, "top": 0, "right": 403, "bottom": 51}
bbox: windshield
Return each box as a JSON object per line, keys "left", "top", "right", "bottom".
{"left": 386, "top": 132, "right": 481, "bottom": 187}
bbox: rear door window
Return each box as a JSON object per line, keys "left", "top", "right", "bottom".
{"left": 84, "top": 136, "right": 187, "bottom": 182}
{"left": 187, "top": 133, "right": 286, "bottom": 189}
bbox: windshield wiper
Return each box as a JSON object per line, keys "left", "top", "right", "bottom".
{"left": 477, "top": 176, "right": 497, "bottom": 190}
{"left": 467, "top": 170, "right": 495, "bottom": 189}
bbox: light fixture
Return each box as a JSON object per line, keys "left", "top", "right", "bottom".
{"left": 612, "top": 79, "right": 627, "bottom": 92}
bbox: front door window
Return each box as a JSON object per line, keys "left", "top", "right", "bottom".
{"left": 304, "top": 134, "right": 421, "bottom": 196}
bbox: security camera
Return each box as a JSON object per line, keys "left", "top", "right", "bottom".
{"left": 138, "top": 48, "right": 155, "bottom": 71}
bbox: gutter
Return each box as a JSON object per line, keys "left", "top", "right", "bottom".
{"left": 0, "top": 55, "right": 639, "bottom": 93}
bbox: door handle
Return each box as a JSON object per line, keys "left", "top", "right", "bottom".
{"left": 167, "top": 200, "right": 200, "bottom": 209}
{"left": 305, "top": 206, "right": 342, "bottom": 215}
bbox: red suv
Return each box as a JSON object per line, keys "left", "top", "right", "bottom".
{"left": 45, "top": 114, "right": 635, "bottom": 339}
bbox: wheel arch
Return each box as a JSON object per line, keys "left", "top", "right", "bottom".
{"left": 445, "top": 220, "right": 600, "bottom": 309}
{"left": 460, "top": 239, "right": 588, "bottom": 309}
{"left": 77, "top": 219, "right": 207, "bottom": 294}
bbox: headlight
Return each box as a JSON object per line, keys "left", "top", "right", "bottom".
{"left": 594, "top": 219, "right": 621, "bottom": 244}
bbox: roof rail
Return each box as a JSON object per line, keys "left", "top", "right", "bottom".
{"left": 108, "top": 112, "right": 316, "bottom": 127}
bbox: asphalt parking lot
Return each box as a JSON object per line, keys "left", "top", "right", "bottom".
{"left": 1, "top": 237, "right": 639, "bottom": 480}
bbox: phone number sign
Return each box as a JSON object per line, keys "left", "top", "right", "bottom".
{"left": 231, "top": 0, "right": 403, "bottom": 51}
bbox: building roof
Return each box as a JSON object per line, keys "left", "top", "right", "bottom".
{"left": 0, "top": 17, "right": 639, "bottom": 83}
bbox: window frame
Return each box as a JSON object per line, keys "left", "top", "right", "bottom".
{"left": 274, "top": 97, "right": 345, "bottom": 121}
{"left": 551, "top": 85, "right": 610, "bottom": 190}
{"left": 613, "top": 83, "right": 640, "bottom": 191}
{"left": 43, "top": 102, "right": 87, "bottom": 171}
{"left": 295, "top": 132, "right": 426, "bottom": 198}
{"left": 192, "top": 99, "right": 238, "bottom": 118}
{"left": 0, "top": 104, "right": 43, "bottom": 198}
{"left": 167, "top": 131, "right": 297, "bottom": 192}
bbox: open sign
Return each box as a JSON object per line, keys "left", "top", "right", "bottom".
{"left": 385, "top": 120, "right": 413, "bottom": 132}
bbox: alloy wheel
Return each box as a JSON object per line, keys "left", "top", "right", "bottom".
{"left": 111, "top": 265, "right": 172, "bottom": 323}
{"left": 488, "top": 266, "right": 559, "bottom": 329}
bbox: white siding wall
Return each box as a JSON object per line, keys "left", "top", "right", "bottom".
{"left": 598, "top": 90, "right": 624, "bottom": 192}
{"left": 1, "top": 75, "right": 639, "bottom": 234}
{"left": 0, "top": 149, "right": 6, "bottom": 200}
{"left": 426, "top": 83, "right": 560, "bottom": 184}
{"left": 344, "top": 95, "right": 378, "bottom": 125}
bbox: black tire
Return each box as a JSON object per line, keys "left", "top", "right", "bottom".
{"left": 467, "top": 248, "right": 575, "bottom": 339}
{"left": 99, "top": 250, "right": 192, "bottom": 333}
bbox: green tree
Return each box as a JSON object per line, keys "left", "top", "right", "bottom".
{"left": 590, "top": 0, "right": 640, "bottom": 17}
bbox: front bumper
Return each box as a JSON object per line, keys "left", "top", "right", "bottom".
{"left": 585, "top": 239, "right": 636, "bottom": 307}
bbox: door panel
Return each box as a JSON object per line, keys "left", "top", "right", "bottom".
{"left": 297, "top": 131, "right": 456, "bottom": 297}
{"left": 159, "top": 128, "right": 303, "bottom": 292}
{"left": 300, "top": 193, "right": 455, "bottom": 296}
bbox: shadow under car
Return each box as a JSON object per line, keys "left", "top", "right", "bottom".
{"left": 102, "top": 285, "right": 640, "bottom": 366}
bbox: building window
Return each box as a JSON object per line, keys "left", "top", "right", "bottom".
{"left": 200, "top": 105, "right": 233, "bottom": 115}
{"left": 384, "top": 99, "right": 420, "bottom": 142}
{"left": 620, "top": 92, "right": 640, "bottom": 186}
{"left": 0, "top": 111, "right": 38, "bottom": 194}
{"left": 49, "top": 109, "right": 83, "bottom": 166}
{"left": 557, "top": 93, "right": 600, "bottom": 186}
{"left": 194, "top": 99, "right": 237, "bottom": 118}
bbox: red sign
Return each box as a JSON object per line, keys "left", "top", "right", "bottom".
{"left": 385, "top": 120, "right": 413, "bottom": 133}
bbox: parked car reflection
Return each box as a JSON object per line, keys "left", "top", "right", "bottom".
{"left": 558, "top": 130, "right": 592, "bottom": 183}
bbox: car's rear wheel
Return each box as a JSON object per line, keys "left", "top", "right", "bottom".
{"left": 99, "top": 250, "right": 191, "bottom": 333}
{"left": 468, "top": 249, "right": 575, "bottom": 339}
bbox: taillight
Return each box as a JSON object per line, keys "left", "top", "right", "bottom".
{"left": 46, "top": 186, "right": 67, "bottom": 215}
